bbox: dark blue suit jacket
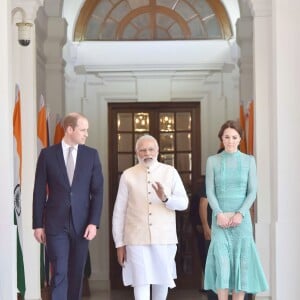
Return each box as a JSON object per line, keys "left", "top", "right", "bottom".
{"left": 33, "top": 143, "right": 104, "bottom": 236}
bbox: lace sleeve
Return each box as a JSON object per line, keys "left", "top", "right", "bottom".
{"left": 206, "top": 156, "right": 222, "bottom": 216}
{"left": 238, "top": 155, "right": 257, "bottom": 216}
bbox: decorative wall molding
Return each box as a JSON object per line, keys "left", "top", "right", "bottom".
{"left": 74, "top": 63, "right": 229, "bottom": 75}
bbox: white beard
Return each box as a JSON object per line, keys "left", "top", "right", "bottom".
{"left": 138, "top": 156, "right": 158, "bottom": 167}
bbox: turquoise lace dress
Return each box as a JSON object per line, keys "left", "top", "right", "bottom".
{"left": 204, "top": 150, "right": 268, "bottom": 294}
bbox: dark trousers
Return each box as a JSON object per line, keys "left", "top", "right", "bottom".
{"left": 46, "top": 215, "right": 89, "bottom": 300}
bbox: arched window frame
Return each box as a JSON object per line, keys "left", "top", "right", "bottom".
{"left": 74, "top": 0, "right": 233, "bottom": 41}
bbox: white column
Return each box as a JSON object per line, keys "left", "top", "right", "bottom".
{"left": 271, "top": 1, "right": 300, "bottom": 299}
{"left": 12, "top": 1, "right": 44, "bottom": 299}
{"left": 252, "top": 0, "right": 300, "bottom": 299}
{"left": 0, "top": 1, "right": 17, "bottom": 299}
{"left": 44, "top": 16, "right": 67, "bottom": 117}
{"left": 236, "top": 3, "right": 253, "bottom": 105}
{"left": 250, "top": 0, "right": 272, "bottom": 299}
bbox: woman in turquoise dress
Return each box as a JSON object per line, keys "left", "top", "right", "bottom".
{"left": 204, "top": 120, "right": 268, "bottom": 300}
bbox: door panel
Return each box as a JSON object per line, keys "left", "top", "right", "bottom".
{"left": 108, "top": 102, "right": 202, "bottom": 289}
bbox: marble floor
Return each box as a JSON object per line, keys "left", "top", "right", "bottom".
{"left": 82, "top": 281, "right": 207, "bottom": 300}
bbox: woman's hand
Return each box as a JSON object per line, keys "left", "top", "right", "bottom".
{"left": 228, "top": 212, "right": 243, "bottom": 227}
{"left": 216, "top": 213, "right": 230, "bottom": 228}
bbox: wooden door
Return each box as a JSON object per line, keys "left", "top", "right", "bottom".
{"left": 108, "top": 102, "right": 202, "bottom": 289}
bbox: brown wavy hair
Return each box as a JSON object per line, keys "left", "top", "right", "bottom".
{"left": 218, "top": 120, "right": 243, "bottom": 141}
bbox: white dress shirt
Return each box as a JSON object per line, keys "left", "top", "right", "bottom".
{"left": 62, "top": 140, "right": 78, "bottom": 166}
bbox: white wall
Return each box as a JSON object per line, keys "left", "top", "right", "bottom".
{"left": 271, "top": 1, "right": 300, "bottom": 299}
{"left": 0, "top": 1, "right": 16, "bottom": 299}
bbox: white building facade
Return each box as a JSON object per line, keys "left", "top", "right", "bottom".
{"left": 1, "top": 0, "right": 300, "bottom": 299}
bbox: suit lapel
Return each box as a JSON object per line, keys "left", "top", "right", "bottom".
{"left": 55, "top": 144, "right": 70, "bottom": 186}
{"left": 73, "top": 145, "right": 84, "bottom": 183}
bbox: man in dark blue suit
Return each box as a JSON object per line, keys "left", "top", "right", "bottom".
{"left": 33, "top": 112, "right": 104, "bottom": 300}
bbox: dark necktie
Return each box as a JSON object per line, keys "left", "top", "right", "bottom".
{"left": 66, "top": 147, "right": 75, "bottom": 184}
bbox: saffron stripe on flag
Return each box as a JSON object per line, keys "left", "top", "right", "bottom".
{"left": 13, "top": 84, "right": 26, "bottom": 297}
{"left": 239, "top": 103, "right": 247, "bottom": 153}
{"left": 53, "top": 114, "right": 64, "bottom": 144}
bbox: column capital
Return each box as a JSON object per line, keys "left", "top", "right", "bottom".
{"left": 47, "top": 17, "right": 68, "bottom": 45}
{"left": 248, "top": 0, "right": 272, "bottom": 17}
{"left": 236, "top": 17, "right": 253, "bottom": 43}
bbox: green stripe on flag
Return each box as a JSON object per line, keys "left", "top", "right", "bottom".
{"left": 14, "top": 212, "right": 26, "bottom": 298}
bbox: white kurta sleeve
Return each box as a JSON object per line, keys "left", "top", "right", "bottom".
{"left": 112, "top": 173, "right": 128, "bottom": 248}
{"left": 165, "top": 168, "right": 189, "bottom": 211}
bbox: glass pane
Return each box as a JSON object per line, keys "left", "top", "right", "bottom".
{"left": 118, "top": 133, "right": 133, "bottom": 152}
{"left": 160, "top": 133, "right": 174, "bottom": 151}
{"left": 134, "top": 113, "right": 149, "bottom": 132}
{"left": 160, "top": 154, "right": 174, "bottom": 166}
{"left": 160, "top": 113, "right": 174, "bottom": 132}
{"left": 123, "top": 23, "right": 139, "bottom": 40}
{"left": 176, "top": 112, "right": 191, "bottom": 131}
{"left": 118, "top": 154, "right": 133, "bottom": 172}
{"left": 174, "top": 0, "right": 195, "bottom": 20}
{"left": 110, "top": 1, "right": 130, "bottom": 21}
{"left": 205, "top": 17, "right": 222, "bottom": 38}
{"left": 180, "top": 173, "right": 192, "bottom": 195}
{"left": 118, "top": 113, "right": 132, "bottom": 131}
{"left": 177, "top": 153, "right": 192, "bottom": 172}
{"left": 189, "top": 17, "right": 205, "bottom": 38}
{"left": 176, "top": 133, "right": 191, "bottom": 151}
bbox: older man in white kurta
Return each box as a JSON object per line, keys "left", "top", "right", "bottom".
{"left": 112, "top": 135, "right": 188, "bottom": 300}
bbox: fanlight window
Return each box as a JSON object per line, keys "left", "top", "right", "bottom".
{"left": 74, "top": 0, "right": 232, "bottom": 41}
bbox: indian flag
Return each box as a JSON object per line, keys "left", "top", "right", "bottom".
{"left": 239, "top": 103, "right": 247, "bottom": 154}
{"left": 53, "top": 113, "right": 64, "bottom": 144}
{"left": 37, "top": 95, "right": 48, "bottom": 150}
{"left": 13, "top": 84, "right": 26, "bottom": 298}
{"left": 37, "top": 95, "right": 51, "bottom": 289}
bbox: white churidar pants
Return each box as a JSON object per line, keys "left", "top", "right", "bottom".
{"left": 122, "top": 244, "right": 177, "bottom": 288}
{"left": 133, "top": 284, "right": 169, "bottom": 300}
